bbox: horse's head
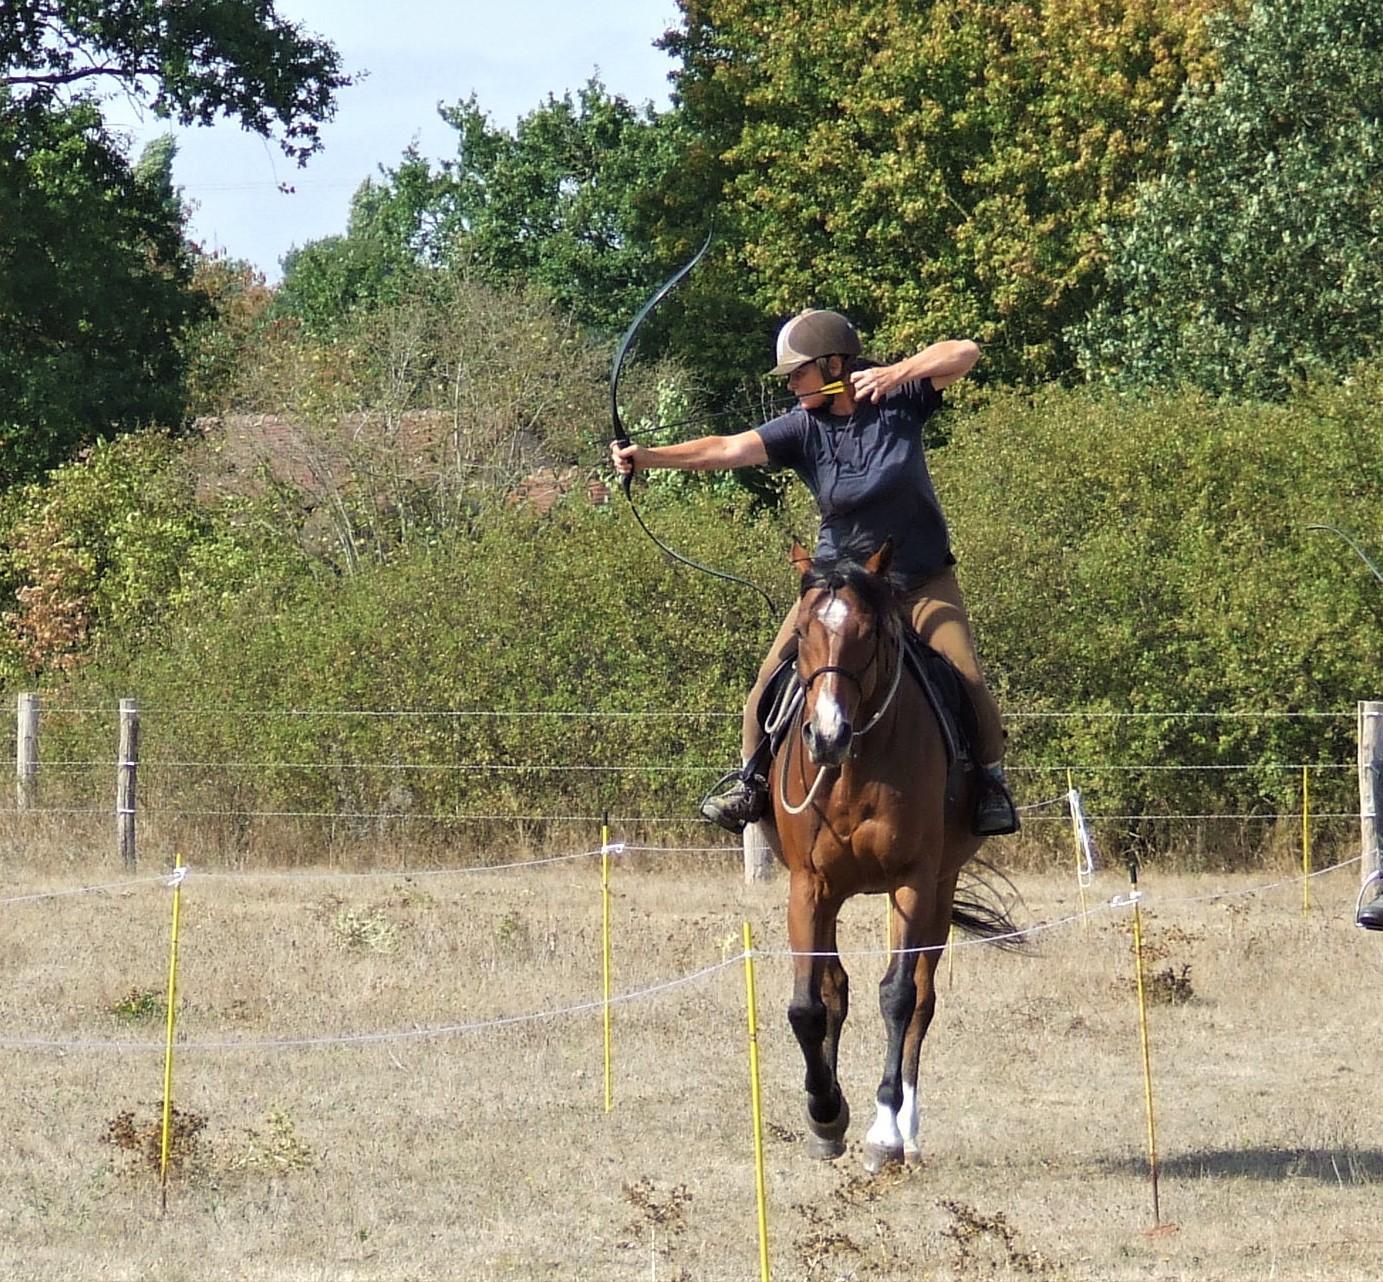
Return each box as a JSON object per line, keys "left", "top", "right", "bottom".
{"left": 791, "top": 540, "right": 898, "bottom": 766}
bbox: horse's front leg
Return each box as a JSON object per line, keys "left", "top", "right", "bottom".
{"left": 786, "top": 871, "right": 850, "bottom": 1160}
{"left": 865, "top": 884, "right": 947, "bottom": 1173}
{"left": 871, "top": 878, "right": 956, "bottom": 1169}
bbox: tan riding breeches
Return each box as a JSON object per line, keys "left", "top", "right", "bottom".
{"left": 739, "top": 567, "right": 1006, "bottom": 767}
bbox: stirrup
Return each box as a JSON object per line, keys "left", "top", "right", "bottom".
{"left": 1358, "top": 891, "right": 1383, "bottom": 932}
{"left": 699, "top": 769, "right": 768, "bottom": 834}
{"left": 974, "top": 767, "right": 1020, "bottom": 837}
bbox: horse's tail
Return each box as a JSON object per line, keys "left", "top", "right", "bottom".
{"left": 949, "top": 857, "right": 1030, "bottom": 952}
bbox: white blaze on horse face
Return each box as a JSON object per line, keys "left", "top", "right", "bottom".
{"left": 813, "top": 686, "right": 848, "bottom": 745}
{"left": 818, "top": 596, "right": 850, "bottom": 632}
{"left": 809, "top": 593, "right": 853, "bottom": 745}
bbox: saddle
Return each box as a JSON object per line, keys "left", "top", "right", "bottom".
{"left": 753, "top": 631, "right": 979, "bottom": 804}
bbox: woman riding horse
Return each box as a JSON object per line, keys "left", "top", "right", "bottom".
{"left": 609, "top": 308, "right": 1017, "bottom": 839}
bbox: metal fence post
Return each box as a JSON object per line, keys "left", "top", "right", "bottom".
{"left": 117, "top": 698, "right": 139, "bottom": 871}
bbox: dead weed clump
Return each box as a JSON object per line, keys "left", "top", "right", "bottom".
{"left": 793, "top": 1166, "right": 917, "bottom": 1279}
{"left": 616, "top": 1177, "right": 693, "bottom": 1277}
{"left": 102, "top": 1107, "right": 207, "bottom": 1180}
{"left": 939, "top": 1198, "right": 1052, "bottom": 1276}
{"left": 328, "top": 903, "right": 401, "bottom": 954}
{"left": 1146, "top": 962, "right": 1196, "bottom": 1004}
{"left": 102, "top": 1106, "right": 316, "bottom": 1188}
{"left": 1109, "top": 920, "right": 1201, "bottom": 1005}
{"left": 793, "top": 1201, "right": 866, "bottom": 1278}
{"left": 223, "top": 1109, "right": 316, "bottom": 1175}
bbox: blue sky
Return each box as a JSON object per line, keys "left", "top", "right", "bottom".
{"left": 106, "top": 1, "right": 679, "bottom": 281}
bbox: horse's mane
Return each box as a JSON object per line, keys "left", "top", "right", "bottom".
{"left": 799, "top": 553, "right": 905, "bottom": 619}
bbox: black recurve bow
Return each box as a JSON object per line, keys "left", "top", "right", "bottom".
{"left": 609, "top": 228, "right": 779, "bottom": 620}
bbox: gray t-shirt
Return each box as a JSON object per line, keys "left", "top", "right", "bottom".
{"left": 756, "top": 378, "right": 950, "bottom": 586}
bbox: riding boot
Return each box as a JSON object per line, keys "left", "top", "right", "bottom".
{"left": 699, "top": 768, "right": 769, "bottom": 834}
{"left": 1358, "top": 886, "right": 1383, "bottom": 932}
{"left": 974, "top": 762, "right": 1020, "bottom": 837}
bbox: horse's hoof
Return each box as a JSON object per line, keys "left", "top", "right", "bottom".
{"left": 902, "top": 1143, "right": 923, "bottom": 1166}
{"left": 805, "top": 1131, "right": 847, "bottom": 1161}
{"left": 862, "top": 1141, "right": 904, "bottom": 1174}
{"left": 804, "top": 1095, "right": 850, "bottom": 1160}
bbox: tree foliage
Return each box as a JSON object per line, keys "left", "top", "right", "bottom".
{"left": 1073, "top": 0, "right": 1383, "bottom": 399}
{"left": 939, "top": 364, "right": 1383, "bottom": 836}
{"left": 433, "top": 84, "right": 686, "bottom": 335}
{"left": 180, "top": 254, "right": 278, "bottom": 416}
{"left": 0, "top": 430, "right": 306, "bottom": 679}
{"left": 274, "top": 171, "right": 433, "bottom": 340}
{"left": 1, "top": 0, "right": 348, "bottom": 163}
{"left": 0, "top": 0, "right": 347, "bottom": 487}
{"left": 665, "top": 0, "right": 1225, "bottom": 386}
{"left": 272, "top": 81, "right": 764, "bottom": 396}
{"left": 0, "top": 102, "right": 201, "bottom": 485}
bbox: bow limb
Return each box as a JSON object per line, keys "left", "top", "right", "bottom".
{"left": 607, "top": 226, "right": 779, "bottom": 621}
{"left": 610, "top": 225, "right": 714, "bottom": 490}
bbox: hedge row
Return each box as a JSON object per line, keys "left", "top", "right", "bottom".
{"left": 12, "top": 366, "right": 1383, "bottom": 860}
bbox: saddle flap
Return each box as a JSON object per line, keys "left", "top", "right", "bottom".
{"left": 901, "top": 632, "right": 977, "bottom": 771}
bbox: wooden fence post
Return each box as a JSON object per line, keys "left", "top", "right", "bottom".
{"left": 16, "top": 692, "right": 38, "bottom": 812}
{"left": 117, "top": 697, "right": 139, "bottom": 871}
{"left": 743, "top": 822, "right": 774, "bottom": 884}
{"left": 1357, "top": 701, "right": 1383, "bottom": 899}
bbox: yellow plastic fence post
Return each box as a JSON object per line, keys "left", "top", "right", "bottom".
{"left": 159, "top": 853, "right": 186, "bottom": 1212}
{"left": 601, "top": 816, "right": 613, "bottom": 1114}
{"left": 1068, "top": 769, "right": 1090, "bottom": 928}
{"left": 1127, "top": 861, "right": 1161, "bottom": 1226}
{"left": 1302, "top": 765, "right": 1311, "bottom": 916}
{"left": 742, "top": 922, "right": 771, "bottom": 1282}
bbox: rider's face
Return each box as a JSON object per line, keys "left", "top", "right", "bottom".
{"left": 787, "top": 359, "right": 833, "bottom": 406}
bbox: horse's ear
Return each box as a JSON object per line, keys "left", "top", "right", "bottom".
{"left": 865, "top": 540, "right": 894, "bottom": 576}
{"left": 790, "top": 540, "right": 813, "bottom": 577}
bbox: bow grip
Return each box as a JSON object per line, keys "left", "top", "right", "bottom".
{"left": 615, "top": 429, "right": 634, "bottom": 497}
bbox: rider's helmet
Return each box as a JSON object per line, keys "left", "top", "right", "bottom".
{"left": 770, "top": 309, "right": 862, "bottom": 375}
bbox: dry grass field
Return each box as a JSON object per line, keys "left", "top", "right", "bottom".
{"left": 2, "top": 823, "right": 1380, "bottom": 1282}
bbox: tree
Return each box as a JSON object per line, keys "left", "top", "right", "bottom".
{"left": 180, "top": 253, "right": 278, "bottom": 416}
{"left": 434, "top": 82, "right": 694, "bottom": 336}
{"left": 274, "top": 168, "right": 433, "bottom": 341}
{"left": 272, "top": 81, "right": 763, "bottom": 406}
{"left": 1072, "top": 0, "right": 1383, "bottom": 399}
{"left": 1, "top": 0, "right": 347, "bottom": 163}
{"left": 0, "top": 1, "right": 347, "bottom": 484}
{"left": 663, "top": 0, "right": 1224, "bottom": 386}
{"left": 0, "top": 102, "right": 202, "bottom": 485}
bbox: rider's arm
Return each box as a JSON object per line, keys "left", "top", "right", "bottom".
{"left": 852, "top": 340, "right": 981, "bottom": 401}
{"left": 612, "top": 430, "right": 769, "bottom": 476}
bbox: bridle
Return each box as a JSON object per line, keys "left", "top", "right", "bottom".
{"left": 780, "top": 602, "right": 905, "bottom": 814}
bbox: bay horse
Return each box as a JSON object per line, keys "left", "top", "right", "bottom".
{"left": 762, "top": 540, "right": 1018, "bottom": 1172}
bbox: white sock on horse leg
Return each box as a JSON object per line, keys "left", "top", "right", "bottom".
{"left": 899, "top": 1083, "right": 919, "bottom": 1152}
{"left": 866, "top": 1101, "right": 903, "bottom": 1151}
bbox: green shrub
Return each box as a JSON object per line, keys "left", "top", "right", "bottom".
{"left": 0, "top": 431, "right": 310, "bottom": 682}
{"left": 14, "top": 367, "right": 1383, "bottom": 863}
{"left": 940, "top": 366, "right": 1383, "bottom": 841}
